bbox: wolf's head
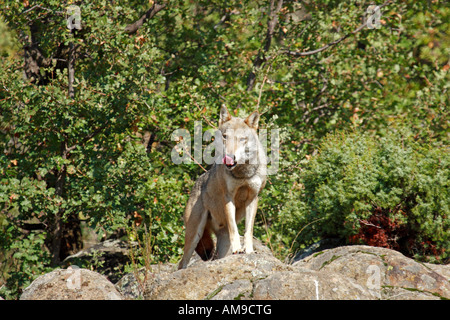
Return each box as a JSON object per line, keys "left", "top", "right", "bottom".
{"left": 217, "top": 105, "right": 261, "bottom": 171}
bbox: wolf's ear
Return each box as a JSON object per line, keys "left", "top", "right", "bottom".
{"left": 245, "top": 110, "right": 260, "bottom": 129}
{"left": 219, "top": 104, "right": 232, "bottom": 126}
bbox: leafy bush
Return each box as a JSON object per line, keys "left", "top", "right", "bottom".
{"left": 293, "top": 129, "right": 449, "bottom": 262}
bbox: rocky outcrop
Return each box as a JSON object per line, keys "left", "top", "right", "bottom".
{"left": 294, "top": 245, "right": 450, "bottom": 300}
{"left": 145, "top": 250, "right": 289, "bottom": 300}
{"left": 116, "top": 243, "right": 450, "bottom": 300}
{"left": 21, "top": 242, "right": 450, "bottom": 300}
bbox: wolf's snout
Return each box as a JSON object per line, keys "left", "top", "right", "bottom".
{"left": 222, "top": 154, "right": 236, "bottom": 168}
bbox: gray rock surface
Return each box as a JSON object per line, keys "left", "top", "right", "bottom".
{"left": 293, "top": 245, "right": 449, "bottom": 300}
{"left": 21, "top": 243, "right": 450, "bottom": 300}
{"left": 252, "top": 269, "right": 374, "bottom": 300}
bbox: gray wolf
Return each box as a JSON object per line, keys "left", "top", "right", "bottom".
{"left": 178, "top": 105, "right": 267, "bottom": 269}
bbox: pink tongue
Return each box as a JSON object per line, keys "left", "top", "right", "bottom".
{"left": 222, "top": 155, "right": 234, "bottom": 166}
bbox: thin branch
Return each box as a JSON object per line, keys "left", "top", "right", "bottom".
{"left": 288, "top": 217, "right": 325, "bottom": 259}
{"left": 66, "top": 120, "right": 110, "bottom": 153}
{"left": 256, "top": 64, "right": 271, "bottom": 111}
{"left": 213, "top": 9, "right": 240, "bottom": 30}
{"left": 186, "top": 92, "right": 217, "bottom": 129}
{"left": 312, "top": 73, "right": 328, "bottom": 106}
{"left": 282, "top": 0, "right": 392, "bottom": 57}
{"left": 257, "top": 57, "right": 280, "bottom": 116}
{"left": 21, "top": 4, "right": 64, "bottom": 16}
{"left": 21, "top": 4, "right": 54, "bottom": 15}
{"left": 283, "top": 33, "right": 351, "bottom": 57}
{"left": 358, "top": 219, "right": 382, "bottom": 229}
{"left": 178, "top": 141, "right": 207, "bottom": 172}
{"left": 124, "top": 2, "right": 166, "bottom": 34}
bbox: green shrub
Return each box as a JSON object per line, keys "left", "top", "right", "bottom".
{"left": 294, "top": 129, "right": 449, "bottom": 262}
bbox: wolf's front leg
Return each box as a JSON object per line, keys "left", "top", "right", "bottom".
{"left": 224, "top": 200, "right": 242, "bottom": 254}
{"left": 243, "top": 197, "right": 258, "bottom": 254}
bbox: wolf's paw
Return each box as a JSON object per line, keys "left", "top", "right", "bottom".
{"left": 232, "top": 248, "right": 256, "bottom": 255}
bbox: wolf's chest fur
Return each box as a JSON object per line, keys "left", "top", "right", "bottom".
{"left": 225, "top": 172, "right": 264, "bottom": 198}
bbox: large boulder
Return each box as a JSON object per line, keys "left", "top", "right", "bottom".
{"left": 135, "top": 244, "right": 449, "bottom": 300}
{"left": 20, "top": 267, "right": 123, "bottom": 300}
{"left": 294, "top": 245, "right": 450, "bottom": 300}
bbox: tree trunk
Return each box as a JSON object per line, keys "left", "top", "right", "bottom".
{"left": 246, "top": 0, "right": 283, "bottom": 91}
{"left": 68, "top": 41, "right": 75, "bottom": 99}
{"left": 50, "top": 39, "right": 77, "bottom": 266}
{"left": 50, "top": 142, "right": 68, "bottom": 267}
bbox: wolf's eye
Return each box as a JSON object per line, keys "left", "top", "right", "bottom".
{"left": 240, "top": 137, "right": 248, "bottom": 142}
{"left": 222, "top": 134, "right": 227, "bottom": 140}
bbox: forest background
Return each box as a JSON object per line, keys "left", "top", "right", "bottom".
{"left": 0, "top": 0, "right": 448, "bottom": 299}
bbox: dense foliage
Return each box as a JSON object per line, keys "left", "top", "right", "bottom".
{"left": 0, "top": 0, "right": 448, "bottom": 299}
{"left": 293, "top": 130, "right": 449, "bottom": 260}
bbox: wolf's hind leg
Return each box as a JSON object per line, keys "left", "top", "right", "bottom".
{"left": 178, "top": 208, "right": 208, "bottom": 270}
